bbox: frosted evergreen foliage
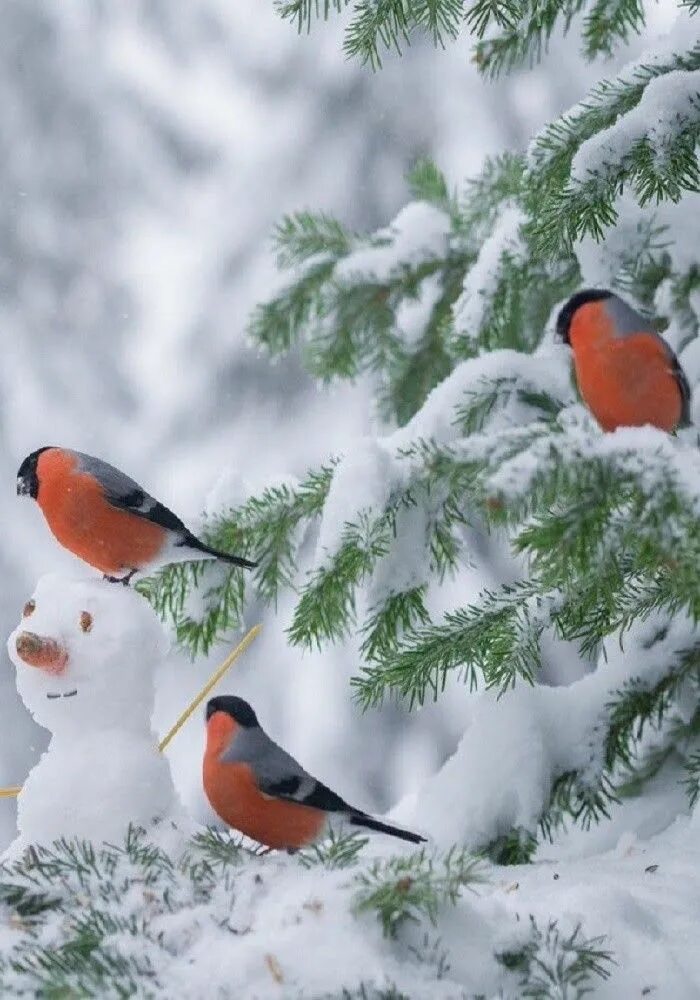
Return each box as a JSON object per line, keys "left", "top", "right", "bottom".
{"left": 0, "top": 826, "right": 612, "bottom": 998}
{"left": 145, "top": 7, "right": 700, "bottom": 865}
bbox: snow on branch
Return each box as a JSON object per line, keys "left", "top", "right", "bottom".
{"left": 0, "top": 822, "right": 620, "bottom": 996}
{"left": 497, "top": 917, "right": 615, "bottom": 996}
{"left": 527, "top": 22, "right": 700, "bottom": 256}
{"left": 395, "top": 612, "right": 700, "bottom": 856}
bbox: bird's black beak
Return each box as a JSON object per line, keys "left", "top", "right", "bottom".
{"left": 16, "top": 477, "right": 29, "bottom": 497}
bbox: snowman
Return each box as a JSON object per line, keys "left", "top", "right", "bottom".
{"left": 6, "top": 573, "right": 186, "bottom": 855}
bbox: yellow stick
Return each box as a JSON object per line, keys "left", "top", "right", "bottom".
{"left": 0, "top": 624, "right": 262, "bottom": 799}
{"left": 158, "top": 623, "right": 262, "bottom": 752}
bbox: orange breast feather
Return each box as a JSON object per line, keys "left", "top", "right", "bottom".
{"left": 570, "top": 307, "right": 682, "bottom": 432}
{"left": 36, "top": 450, "right": 165, "bottom": 574}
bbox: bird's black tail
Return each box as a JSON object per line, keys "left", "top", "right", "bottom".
{"left": 350, "top": 813, "right": 426, "bottom": 845}
{"left": 182, "top": 532, "right": 258, "bottom": 570}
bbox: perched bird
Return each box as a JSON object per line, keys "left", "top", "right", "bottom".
{"left": 203, "top": 696, "right": 426, "bottom": 850}
{"left": 16, "top": 447, "right": 257, "bottom": 584}
{"left": 556, "top": 289, "right": 691, "bottom": 433}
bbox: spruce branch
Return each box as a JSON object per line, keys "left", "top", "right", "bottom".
{"left": 527, "top": 43, "right": 700, "bottom": 256}
{"left": 187, "top": 827, "right": 251, "bottom": 869}
{"left": 142, "top": 464, "right": 335, "bottom": 655}
{"left": 343, "top": 0, "right": 412, "bottom": 68}
{"left": 298, "top": 829, "right": 369, "bottom": 869}
{"left": 352, "top": 847, "right": 483, "bottom": 938}
{"left": 465, "top": 0, "right": 523, "bottom": 38}
{"left": 248, "top": 255, "right": 336, "bottom": 356}
{"left": 582, "top": 0, "right": 646, "bottom": 59}
{"left": 683, "top": 749, "right": 700, "bottom": 807}
{"left": 603, "top": 644, "right": 700, "bottom": 772}
{"left": 275, "top": 0, "right": 346, "bottom": 34}
{"left": 498, "top": 916, "right": 614, "bottom": 999}
{"left": 289, "top": 511, "right": 395, "bottom": 648}
{"left": 406, "top": 158, "right": 452, "bottom": 209}
{"left": 482, "top": 826, "right": 538, "bottom": 865}
{"left": 360, "top": 587, "right": 432, "bottom": 662}
{"left": 273, "top": 211, "right": 354, "bottom": 268}
{"left": 353, "top": 581, "right": 554, "bottom": 707}
{"left": 473, "top": 0, "right": 586, "bottom": 79}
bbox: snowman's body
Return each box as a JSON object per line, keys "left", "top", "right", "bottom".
{"left": 6, "top": 574, "right": 185, "bottom": 854}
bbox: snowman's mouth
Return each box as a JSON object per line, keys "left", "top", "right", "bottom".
{"left": 46, "top": 690, "right": 78, "bottom": 700}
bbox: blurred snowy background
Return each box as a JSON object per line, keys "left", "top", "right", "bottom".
{"left": 0, "top": 0, "right": 679, "bottom": 847}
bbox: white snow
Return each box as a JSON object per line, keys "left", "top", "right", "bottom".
{"left": 452, "top": 203, "right": 527, "bottom": 339}
{"left": 6, "top": 574, "right": 185, "bottom": 853}
{"left": 314, "top": 437, "right": 398, "bottom": 569}
{"left": 477, "top": 405, "right": 700, "bottom": 512}
{"left": 334, "top": 201, "right": 451, "bottom": 286}
{"left": 527, "top": 10, "right": 700, "bottom": 173}
{"left": 395, "top": 272, "right": 444, "bottom": 349}
{"left": 570, "top": 69, "right": 700, "bottom": 187}
{"left": 1, "top": 814, "right": 700, "bottom": 996}
{"left": 309, "top": 348, "right": 575, "bottom": 608}
{"left": 399, "top": 610, "right": 698, "bottom": 850}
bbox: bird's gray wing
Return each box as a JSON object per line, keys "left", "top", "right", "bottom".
{"left": 605, "top": 298, "right": 692, "bottom": 426}
{"left": 73, "top": 451, "right": 186, "bottom": 532}
{"left": 222, "top": 727, "right": 354, "bottom": 813}
{"left": 668, "top": 353, "right": 692, "bottom": 426}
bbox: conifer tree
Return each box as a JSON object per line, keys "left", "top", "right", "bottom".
{"left": 143, "top": 0, "right": 700, "bottom": 863}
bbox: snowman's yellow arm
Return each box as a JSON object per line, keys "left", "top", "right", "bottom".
{"left": 0, "top": 623, "right": 262, "bottom": 800}
{"left": 0, "top": 787, "right": 22, "bottom": 799}
{"left": 158, "top": 623, "right": 262, "bottom": 753}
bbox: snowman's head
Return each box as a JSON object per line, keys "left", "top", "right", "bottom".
{"left": 8, "top": 574, "right": 168, "bottom": 737}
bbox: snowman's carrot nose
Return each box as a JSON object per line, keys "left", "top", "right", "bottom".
{"left": 15, "top": 632, "right": 69, "bottom": 675}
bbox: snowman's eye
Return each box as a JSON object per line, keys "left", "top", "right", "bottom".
{"left": 79, "top": 611, "right": 93, "bottom": 633}
{"left": 22, "top": 600, "right": 35, "bottom": 618}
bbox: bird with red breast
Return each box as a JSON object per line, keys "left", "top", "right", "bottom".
{"left": 556, "top": 289, "right": 691, "bottom": 433}
{"left": 203, "top": 695, "right": 426, "bottom": 851}
{"left": 16, "top": 447, "right": 257, "bottom": 584}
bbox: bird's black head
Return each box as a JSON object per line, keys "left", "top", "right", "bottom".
{"left": 206, "top": 695, "right": 259, "bottom": 728}
{"left": 17, "top": 447, "right": 54, "bottom": 499}
{"left": 555, "top": 289, "right": 612, "bottom": 345}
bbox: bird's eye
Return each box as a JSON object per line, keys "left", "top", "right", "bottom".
{"left": 79, "top": 611, "right": 93, "bottom": 633}
{"left": 22, "top": 600, "right": 35, "bottom": 618}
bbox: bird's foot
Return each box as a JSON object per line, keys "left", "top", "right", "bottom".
{"left": 254, "top": 845, "right": 277, "bottom": 857}
{"left": 103, "top": 569, "right": 137, "bottom": 586}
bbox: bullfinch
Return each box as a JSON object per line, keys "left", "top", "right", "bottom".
{"left": 556, "top": 289, "right": 691, "bottom": 433}
{"left": 203, "top": 696, "right": 426, "bottom": 850}
{"left": 16, "top": 447, "right": 257, "bottom": 583}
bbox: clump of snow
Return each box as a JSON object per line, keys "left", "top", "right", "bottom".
{"left": 480, "top": 405, "right": 700, "bottom": 512}
{"left": 452, "top": 204, "right": 527, "bottom": 338}
{"left": 389, "top": 348, "right": 573, "bottom": 453}
{"left": 314, "top": 438, "right": 398, "bottom": 568}
{"left": 527, "top": 10, "right": 700, "bottom": 173}
{"left": 570, "top": 70, "right": 700, "bottom": 187}
{"left": 395, "top": 272, "right": 444, "bottom": 349}
{"left": 6, "top": 575, "right": 185, "bottom": 854}
{"left": 397, "top": 610, "right": 697, "bottom": 852}
{"left": 334, "top": 201, "right": 450, "bottom": 286}
{"left": 313, "top": 349, "right": 573, "bottom": 572}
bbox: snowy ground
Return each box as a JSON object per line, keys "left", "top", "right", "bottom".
{"left": 0, "top": 810, "right": 698, "bottom": 997}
